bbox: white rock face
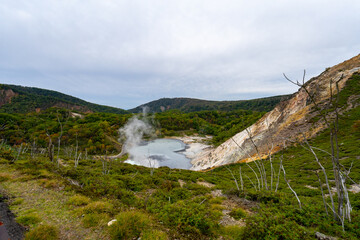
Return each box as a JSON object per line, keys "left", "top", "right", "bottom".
{"left": 191, "top": 55, "right": 360, "bottom": 171}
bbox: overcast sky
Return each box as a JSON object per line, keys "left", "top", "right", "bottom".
{"left": 1, "top": 0, "right": 359, "bottom": 109}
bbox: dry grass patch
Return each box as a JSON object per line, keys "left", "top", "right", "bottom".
{"left": 0, "top": 164, "right": 111, "bottom": 240}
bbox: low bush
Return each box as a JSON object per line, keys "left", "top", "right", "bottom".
{"left": 82, "top": 201, "right": 113, "bottom": 214}
{"left": 67, "top": 195, "right": 91, "bottom": 206}
{"left": 222, "top": 225, "right": 244, "bottom": 240}
{"left": 108, "top": 210, "right": 152, "bottom": 240}
{"left": 0, "top": 173, "right": 11, "bottom": 182}
{"left": 25, "top": 224, "right": 59, "bottom": 240}
{"left": 229, "top": 208, "right": 247, "bottom": 220}
{"left": 142, "top": 230, "right": 168, "bottom": 240}
{"left": 82, "top": 213, "right": 110, "bottom": 228}
{"left": 158, "top": 200, "right": 221, "bottom": 236}
{"left": 17, "top": 213, "right": 42, "bottom": 226}
{"left": 11, "top": 198, "right": 24, "bottom": 205}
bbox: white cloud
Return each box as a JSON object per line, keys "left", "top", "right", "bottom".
{"left": 0, "top": 0, "right": 359, "bottom": 109}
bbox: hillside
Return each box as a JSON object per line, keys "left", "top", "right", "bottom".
{"left": 0, "top": 84, "right": 128, "bottom": 114}
{"left": 129, "top": 95, "right": 291, "bottom": 113}
{"left": 0, "top": 55, "right": 359, "bottom": 239}
{"left": 192, "top": 54, "right": 360, "bottom": 170}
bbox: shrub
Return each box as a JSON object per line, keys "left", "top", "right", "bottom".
{"left": 25, "top": 224, "right": 59, "bottom": 240}
{"left": 82, "top": 201, "right": 113, "bottom": 214}
{"left": 0, "top": 173, "right": 11, "bottom": 182}
{"left": 229, "top": 208, "right": 247, "bottom": 220}
{"left": 17, "top": 213, "right": 42, "bottom": 226}
{"left": 108, "top": 210, "right": 152, "bottom": 240}
{"left": 11, "top": 198, "right": 24, "bottom": 205}
{"left": 67, "top": 195, "right": 91, "bottom": 206}
{"left": 209, "top": 197, "right": 225, "bottom": 204}
{"left": 38, "top": 179, "right": 61, "bottom": 189}
{"left": 159, "top": 200, "right": 220, "bottom": 236}
{"left": 142, "top": 230, "right": 168, "bottom": 240}
{"left": 82, "top": 213, "right": 110, "bottom": 228}
{"left": 222, "top": 225, "right": 244, "bottom": 240}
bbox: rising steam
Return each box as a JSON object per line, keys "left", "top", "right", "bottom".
{"left": 117, "top": 107, "right": 159, "bottom": 167}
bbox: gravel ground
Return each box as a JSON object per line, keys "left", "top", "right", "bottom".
{"left": 0, "top": 195, "right": 25, "bottom": 240}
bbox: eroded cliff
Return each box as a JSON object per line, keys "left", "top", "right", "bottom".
{"left": 191, "top": 54, "right": 360, "bottom": 170}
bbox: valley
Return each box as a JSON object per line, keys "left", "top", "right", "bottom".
{"left": 0, "top": 55, "right": 359, "bottom": 239}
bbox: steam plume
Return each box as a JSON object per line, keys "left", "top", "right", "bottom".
{"left": 116, "top": 107, "right": 158, "bottom": 167}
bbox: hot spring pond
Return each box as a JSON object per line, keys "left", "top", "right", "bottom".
{"left": 125, "top": 138, "right": 192, "bottom": 169}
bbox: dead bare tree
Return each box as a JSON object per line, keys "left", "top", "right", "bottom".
{"left": 56, "top": 112, "right": 63, "bottom": 167}
{"left": 31, "top": 138, "right": 36, "bottom": 159}
{"left": 245, "top": 128, "right": 268, "bottom": 190}
{"left": 281, "top": 164, "right": 302, "bottom": 209}
{"left": 226, "top": 166, "right": 240, "bottom": 191}
{"left": 46, "top": 132, "right": 54, "bottom": 162}
{"left": 74, "top": 152, "right": 81, "bottom": 168}
{"left": 315, "top": 170, "right": 329, "bottom": 216}
{"left": 239, "top": 166, "right": 244, "bottom": 191}
{"left": 275, "top": 156, "right": 282, "bottom": 193}
{"left": 284, "top": 70, "right": 351, "bottom": 222}
{"left": 231, "top": 137, "right": 262, "bottom": 190}
{"left": 301, "top": 136, "right": 335, "bottom": 218}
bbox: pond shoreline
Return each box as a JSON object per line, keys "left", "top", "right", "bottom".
{"left": 166, "top": 135, "right": 213, "bottom": 170}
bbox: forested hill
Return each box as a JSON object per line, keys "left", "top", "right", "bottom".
{"left": 129, "top": 95, "right": 291, "bottom": 113}
{"left": 0, "top": 84, "right": 128, "bottom": 114}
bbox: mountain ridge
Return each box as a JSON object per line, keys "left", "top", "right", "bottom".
{"left": 0, "top": 84, "right": 128, "bottom": 114}
{"left": 129, "top": 95, "right": 291, "bottom": 113}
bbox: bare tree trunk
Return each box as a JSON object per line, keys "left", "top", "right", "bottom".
{"left": 245, "top": 174, "right": 257, "bottom": 191}
{"left": 245, "top": 128, "right": 267, "bottom": 190}
{"left": 57, "top": 113, "right": 63, "bottom": 168}
{"left": 316, "top": 170, "right": 328, "bottom": 216}
{"left": 226, "top": 166, "right": 239, "bottom": 191}
{"left": 31, "top": 139, "right": 36, "bottom": 159}
{"left": 282, "top": 165, "right": 301, "bottom": 209}
{"left": 284, "top": 72, "right": 348, "bottom": 222}
{"left": 231, "top": 137, "right": 263, "bottom": 189}
{"left": 303, "top": 137, "right": 335, "bottom": 218}
{"left": 239, "top": 166, "right": 244, "bottom": 191}
{"left": 75, "top": 132, "right": 79, "bottom": 159}
{"left": 246, "top": 162, "right": 260, "bottom": 190}
{"left": 46, "top": 133, "right": 54, "bottom": 162}
{"left": 275, "top": 156, "right": 283, "bottom": 192}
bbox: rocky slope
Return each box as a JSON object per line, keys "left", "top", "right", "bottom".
{"left": 191, "top": 54, "right": 360, "bottom": 170}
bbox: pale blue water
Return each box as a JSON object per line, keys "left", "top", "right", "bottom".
{"left": 125, "top": 138, "right": 192, "bottom": 169}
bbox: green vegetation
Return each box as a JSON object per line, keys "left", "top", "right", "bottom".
{"left": 0, "top": 107, "right": 263, "bottom": 153}
{"left": 109, "top": 210, "right": 153, "bottom": 240}
{"left": 156, "top": 109, "right": 264, "bottom": 145}
{"left": 67, "top": 195, "right": 91, "bottom": 206}
{"left": 17, "top": 213, "right": 42, "bottom": 226}
{"left": 229, "top": 208, "right": 247, "bottom": 220}
{"left": 130, "top": 95, "right": 290, "bottom": 113}
{"left": 25, "top": 225, "right": 59, "bottom": 240}
{"left": 0, "top": 74, "right": 359, "bottom": 239}
{"left": 0, "top": 84, "right": 128, "bottom": 114}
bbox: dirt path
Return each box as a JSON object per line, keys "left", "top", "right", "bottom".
{"left": 0, "top": 195, "right": 25, "bottom": 240}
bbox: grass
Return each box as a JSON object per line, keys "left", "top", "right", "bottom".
{"left": 0, "top": 73, "right": 358, "bottom": 239}
{"left": 0, "top": 165, "right": 112, "bottom": 239}
{"left": 25, "top": 224, "right": 59, "bottom": 240}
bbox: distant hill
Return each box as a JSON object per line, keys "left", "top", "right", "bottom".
{"left": 0, "top": 84, "right": 128, "bottom": 114}
{"left": 129, "top": 95, "right": 291, "bottom": 113}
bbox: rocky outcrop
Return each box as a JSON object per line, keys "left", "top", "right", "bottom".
{"left": 191, "top": 54, "right": 360, "bottom": 170}
{"left": 0, "top": 89, "right": 18, "bottom": 107}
